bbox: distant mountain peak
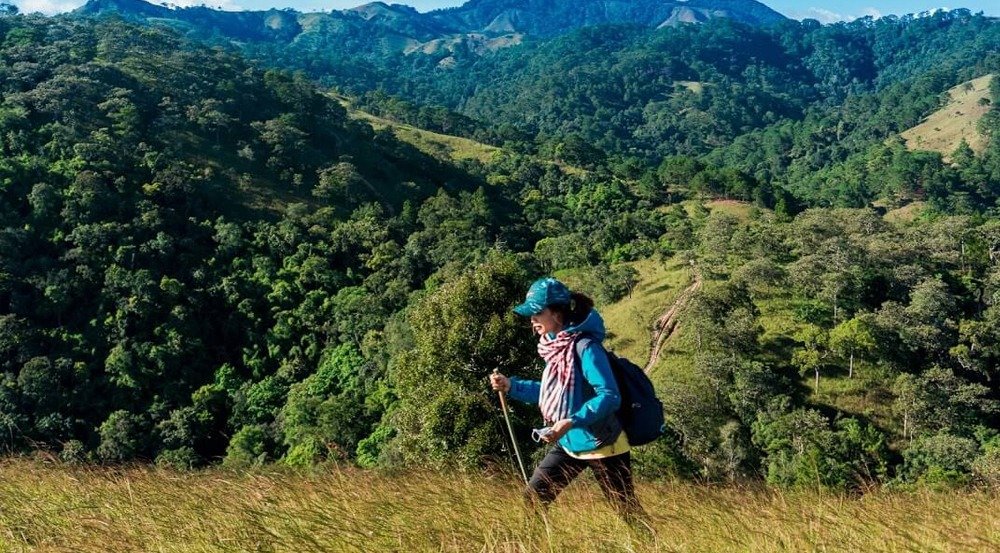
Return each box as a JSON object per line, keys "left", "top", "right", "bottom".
{"left": 350, "top": 2, "right": 421, "bottom": 17}
{"left": 75, "top": 0, "right": 788, "bottom": 55}
{"left": 77, "top": 0, "right": 171, "bottom": 16}
{"left": 427, "top": 0, "right": 787, "bottom": 37}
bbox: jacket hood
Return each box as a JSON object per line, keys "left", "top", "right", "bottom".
{"left": 564, "top": 308, "right": 606, "bottom": 342}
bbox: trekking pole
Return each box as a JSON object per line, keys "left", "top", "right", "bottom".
{"left": 493, "top": 368, "right": 529, "bottom": 485}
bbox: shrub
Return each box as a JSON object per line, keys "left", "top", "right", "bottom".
{"left": 900, "top": 432, "right": 978, "bottom": 487}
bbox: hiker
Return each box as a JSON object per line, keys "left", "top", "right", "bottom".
{"left": 490, "top": 277, "right": 646, "bottom": 524}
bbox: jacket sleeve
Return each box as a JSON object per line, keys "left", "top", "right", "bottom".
{"left": 508, "top": 376, "right": 540, "bottom": 404}
{"left": 569, "top": 343, "right": 620, "bottom": 427}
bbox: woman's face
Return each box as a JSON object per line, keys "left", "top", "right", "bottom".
{"left": 530, "top": 307, "right": 564, "bottom": 336}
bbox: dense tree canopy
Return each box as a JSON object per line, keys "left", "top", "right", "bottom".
{"left": 0, "top": 8, "right": 999, "bottom": 492}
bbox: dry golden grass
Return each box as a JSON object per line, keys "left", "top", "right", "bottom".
{"left": 883, "top": 201, "right": 928, "bottom": 224}
{"left": 346, "top": 109, "right": 501, "bottom": 165}
{"left": 901, "top": 74, "right": 994, "bottom": 157}
{"left": 703, "top": 200, "right": 754, "bottom": 220}
{"left": 674, "top": 81, "right": 706, "bottom": 94}
{"left": 2, "top": 459, "right": 998, "bottom": 552}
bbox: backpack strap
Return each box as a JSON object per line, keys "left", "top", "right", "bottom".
{"left": 574, "top": 336, "right": 595, "bottom": 359}
{"left": 574, "top": 336, "right": 596, "bottom": 393}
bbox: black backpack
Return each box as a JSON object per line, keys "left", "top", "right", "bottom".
{"left": 576, "top": 337, "right": 665, "bottom": 446}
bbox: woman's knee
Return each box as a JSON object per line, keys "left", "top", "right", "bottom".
{"left": 525, "top": 473, "right": 558, "bottom": 505}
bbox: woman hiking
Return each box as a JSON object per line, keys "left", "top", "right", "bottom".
{"left": 490, "top": 277, "right": 647, "bottom": 525}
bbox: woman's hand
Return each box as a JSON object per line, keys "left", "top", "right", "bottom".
{"left": 489, "top": 372, "right": 510, "bottom": 393}
{"left": 542, "top": 418, "right": 573, "bottom": 443}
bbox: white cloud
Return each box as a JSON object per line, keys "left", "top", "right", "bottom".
{"left": 783, "top": 6, "right": 886, "bottom": 23}
{"left": 16, "top": 0, "right": 85, "bottom": 15}
{"left": 155, "top": 0, "right": 243, "bottom": 10}
{"left": 789, "top": 7, "right": 847, "bottom": 23}
{"left": 14, "top": 0, "right": 243, "bottom": 14}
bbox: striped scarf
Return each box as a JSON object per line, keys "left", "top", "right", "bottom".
{"left": 538, "top": 331, "right": 578, "bottom": 424}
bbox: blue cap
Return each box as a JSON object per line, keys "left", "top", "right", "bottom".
{"left": 513, "top": 277, "right": 571, "bottom": 316}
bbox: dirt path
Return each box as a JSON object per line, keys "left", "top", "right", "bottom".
{"left": 644, "top": 271, "right": 702, "bottom": 373}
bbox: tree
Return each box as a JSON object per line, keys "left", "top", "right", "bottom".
{"left": 609, "top": 263, "right": 639, "bottom": 299}
{"left": 731, "top": 258, "right": 786, "bottom": 300}
{"left": 224, "top": 424, "right": 272, "bottom": 468}
{"left": 902, "top": 278, "right": 958, "bottom": 357}
{"left": 892, "top": 366, "right": 998, "bottom": 441}
{"left": 314, "top": 161, "right": 370, "bottom": 206}
{"left": 900, "top": 432, "right": 979, "bottom": 486}
{"left": 892, "top": 373, "right": 920, "bottom": 443}
{"left": 280, "top": 343, "right": 378, "bottom": 464}
{"left": 829, "top": 314, "right": 876, "bottom": 378}
{"left": 952, "top": 304, "right": 1000, "bottom": 379}
{"left": 388, "top": 251, "right": 537, "bottom": 469}
{"left": 533, "top": 234, "right": 590, "bottom": 272}
{"left": 657, "top": 156, "right": 703, "bottom": 192}
{"left": 792, "top": 324, "right": 829, "bottom": 395}
{"left": 696, "top": 212, "right": 741, "bottom": 276}
{"left": 588, "top": 262, "right": 640, "bottom": 303}
{"left": 752, "top": 399, "right": 888, "bottom": 490}
{"left": 553, "top": 134, "right": 605, "bottom": 168}
{"left": 97, "top": 411, "right": 145, "bottom": 463}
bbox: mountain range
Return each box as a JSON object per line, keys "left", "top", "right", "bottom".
{"left": 76, "top": 0, "right": 788, "bottom": 53}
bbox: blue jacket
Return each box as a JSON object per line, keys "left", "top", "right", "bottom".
{"left": 509, "top": 309, "right": 622, "bottom": 453}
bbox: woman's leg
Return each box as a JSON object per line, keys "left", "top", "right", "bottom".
{"left": 589, "top": 452, "right": 648, "bottom": 525}
{"left": 526, "top": 446, "right": 587, "bottom": 507}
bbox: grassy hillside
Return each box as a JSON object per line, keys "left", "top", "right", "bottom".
{"left": 901, "top": 74, "right": 994, "bottom": 157}
{"left": 347, "top": 107, "right": 502, "bottom": 165}
{"left": 597, "top": 200, "right": 912, "bottom": 449}
{"left": 1, "top": 460, "right": 997, "bottom": 552}
{"left": 598, "top": 256, "right": 695, "bottom": 365}
{"left": 883, "top": 201, "right": 928, "bottom": 224}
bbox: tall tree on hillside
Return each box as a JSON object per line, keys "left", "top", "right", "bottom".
{"left": 792, "top": 324, "right": 828, "bottom": 395}
{"left": 829, "top": 314, "right": 877, "bottom": 378}
{"left": 388, "top": 252, "right": 536, "bottom": 469}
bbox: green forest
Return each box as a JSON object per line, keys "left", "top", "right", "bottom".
{"left": 1, "top": 5, "right": 1000, "bottom": 492}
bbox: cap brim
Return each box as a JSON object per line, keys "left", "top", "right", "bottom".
{"left": 513, "top": 303, "right": 542, "bottom": 317}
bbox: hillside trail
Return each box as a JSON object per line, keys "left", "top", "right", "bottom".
{"left": 644, "top": 268, "right": 702, "bottom": 373}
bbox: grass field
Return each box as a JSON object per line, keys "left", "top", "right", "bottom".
{"left": 600, "top": 257, "right": 695, "bottom": 366}
{"left": 1, "top": 459, "right": 998, "bottom": 552}
{"left": 883, "top": 201, "right": 928, "bottom": 224}
{"left": 901, "top": 74, "right": 994, "bottom": 157}
{"left": 349, "top": 109, "right": 501, "bottom": 165}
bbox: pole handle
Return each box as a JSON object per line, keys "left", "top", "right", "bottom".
{"left": 493, "top": 368, "right": 509, "bottom": 407}
{"left": 493, "top": 368, "right": 528, "bottom": 485}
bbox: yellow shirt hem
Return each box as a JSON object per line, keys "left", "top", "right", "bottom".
{"left": 565, "top": 430, "right": 630, "bottom": 459}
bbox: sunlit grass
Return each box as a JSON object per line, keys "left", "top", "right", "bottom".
{"left": 600, "top": 257, "right": 694, "bottom": 367}
{"left": 810, "top": 370, "right": 899, "bottom": 436}
{"left": 901, "top": 74, "right": 994, "bottom": 157}
{"left": 754, "top": 293, "right": 900, "bottom": 433}
{"left": 883, "top": 201, "right": 928, "bottom": 224}
{"left": 1, "top": 459, "right": 998, "bottom": 552}
{"left": 390, "top": 125, "right": 500, "bottom": 164}
{"left": 346, "top": 108, "right": 501, "bottom": 164}
{"left": 704, "top": 199, "right": 755, "bottom": 220}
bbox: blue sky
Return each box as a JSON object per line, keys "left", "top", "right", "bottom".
{"left": 14, "top": 0, "right": 1000, "bottom": 23}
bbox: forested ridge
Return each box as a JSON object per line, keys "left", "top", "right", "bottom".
{"left": 166, "top": 7, "right": 1000, "bottom": 210}
{"left": 1, "top": 5, "right": 1000, "bottom": 490}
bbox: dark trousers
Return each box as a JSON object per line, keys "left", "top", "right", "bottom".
{"left": 526, "top": 446, "right": 646, "bottom": 523}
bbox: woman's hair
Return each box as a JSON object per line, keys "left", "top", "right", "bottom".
{"left": 550, "top": 292, "right": 594, "bottom": 327}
